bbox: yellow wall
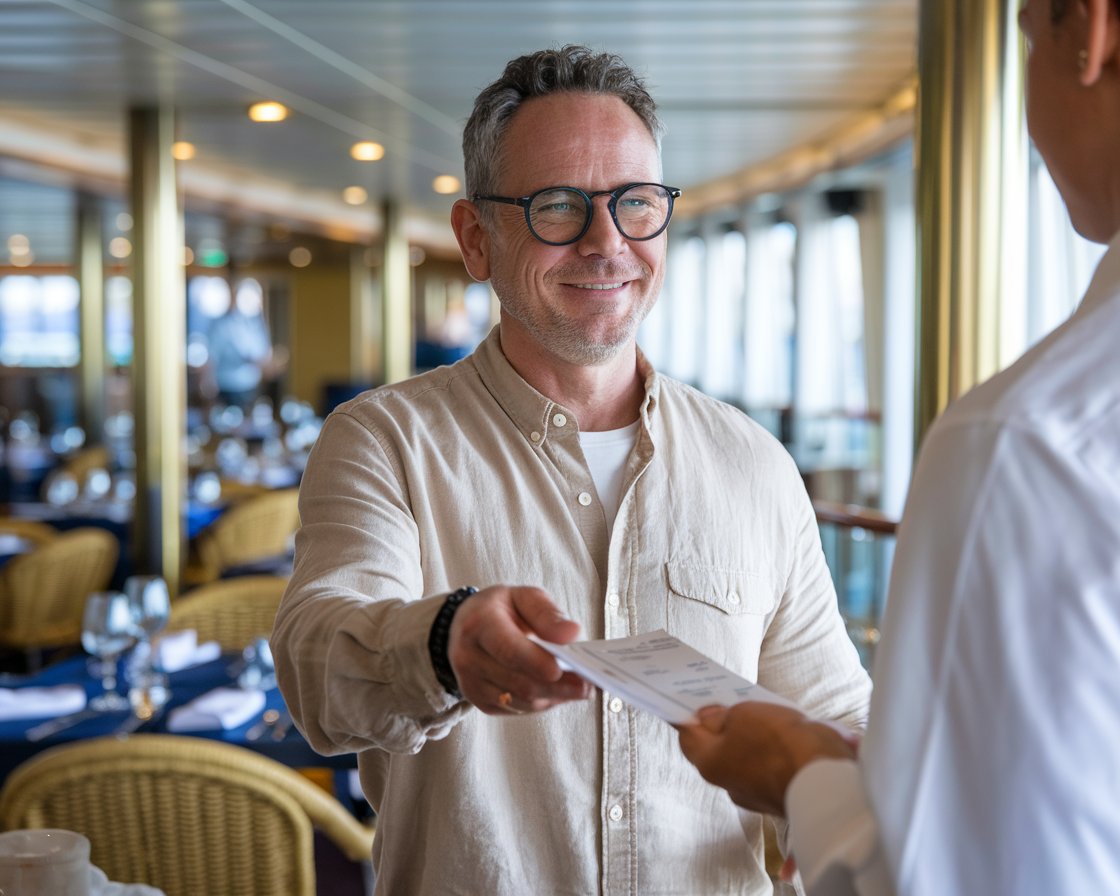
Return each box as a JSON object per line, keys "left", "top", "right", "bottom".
{"left": 289, "top": 263, "right": 356, "bottom": 410}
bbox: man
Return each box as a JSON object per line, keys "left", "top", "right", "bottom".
{"left": 207, "top": 277, "right": 275, "bottom": 409}
{"left": 678, "top": 2, "right": 1120, "bottom": 893}
{"left": 273, "top": 45, "right": 870, "bottom": 895}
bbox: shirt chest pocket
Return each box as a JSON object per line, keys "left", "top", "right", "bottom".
{"left": 665, "top": 560, "right": 779, "bottom": 616}
{"left": 663, "top": 561, "right": 779, "bottom": 673}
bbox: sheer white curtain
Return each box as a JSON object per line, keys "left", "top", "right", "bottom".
{"left": 656, "top": 234, "right": 705, "bottom": 384}
{"left": 699, "top": 227, "right": 746, "bottom": 399}
{"left": 741, "top": 218, "right": 795, "bottom": 412}
{"left": 793, "top": 197, "right": 866, "bottom": 417}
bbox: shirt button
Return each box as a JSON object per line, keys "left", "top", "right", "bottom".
{"left": 606, "top": 592, "right": 620, "bottom": 608}
{"left": 578, "top": 492, "right": 592, "bottom": 506}
{"left": 530, "top": 431, "right": 541, "bottom": 443}
{"left": 726, "top": 591, "right": 740, "bottom": 605}
{"left": 608, "top": 804, "right": 623, "bottom": 822}
{"left": 553, "top": 413, "right": 567, "bottom": 427}
{"left": 609, "top": 697, "right": 623, "bottom": 713}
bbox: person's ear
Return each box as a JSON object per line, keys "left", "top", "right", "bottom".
{"left": 1079, "top": 0, "right": 1119, "bottom": 85}
{"left": 451, "top": 199, "right": 491, "bottom": 282}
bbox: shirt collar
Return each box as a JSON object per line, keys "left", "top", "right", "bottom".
{"left": 471, "top": 325, "right": 661, "bottom": 444}
{"left": 1073, "top": 228, "right": 1120, "bottom": 320}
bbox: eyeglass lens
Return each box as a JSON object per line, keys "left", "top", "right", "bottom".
{"left": 529, "top": 184, "right": 673, "bottom": 243}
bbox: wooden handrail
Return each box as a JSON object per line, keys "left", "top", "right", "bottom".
{"left": 813, "top": 500, "right": 898, "bottom": 536}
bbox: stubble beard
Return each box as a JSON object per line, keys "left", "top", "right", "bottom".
{"left": 493, "top": 263, "right": 660, "bottom": 367}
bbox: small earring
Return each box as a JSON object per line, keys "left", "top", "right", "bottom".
{"left": 1078, "top": 49, "right": 1088, "bottom": 71}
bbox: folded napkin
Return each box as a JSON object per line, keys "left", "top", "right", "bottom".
{"left": 0, "top": 685, "right": 86, "bottom": 721}
{"left": 155, "top": 630, "right": 221, "bottom": 673}
{"left": 167, "top": 687, "right": 265, "bottom": 732}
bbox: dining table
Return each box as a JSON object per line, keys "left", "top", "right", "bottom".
{"left": 0, "top": 650, "right": 357, "bottom": 790}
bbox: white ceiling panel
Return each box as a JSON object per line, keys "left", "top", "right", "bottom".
{"left": 0, "top": 0, "right": 917, "bottom": 258}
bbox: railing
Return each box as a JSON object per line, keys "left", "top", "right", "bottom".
{"left": 813, "top": 500, "right": 898, "bottom": 671}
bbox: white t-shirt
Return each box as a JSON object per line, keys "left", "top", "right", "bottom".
{"left": 579, "top": 421, "right": 640, "bottom": 531}
{"left": 785, "top": 229, "right": 1120, "bottom": 895}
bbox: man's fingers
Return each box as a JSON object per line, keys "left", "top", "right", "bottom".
{"left": 510, "top": 587, "right": 581, "bottom": 644}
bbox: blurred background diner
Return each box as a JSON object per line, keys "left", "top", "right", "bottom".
{"left": 0, "top": 1, "right": 1107, "bottom": 893}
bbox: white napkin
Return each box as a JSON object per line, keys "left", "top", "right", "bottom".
{"left": 155, "top": 630, "right": 221, "bottom": 673}
{"left": 0, "top": 685, "right": 86, "bottom": 721}
{"left": 90, "top": 864, "right": 165, "bottom": 895}
{"left": 166, "top": 687, "right": 266, "bottom": 732}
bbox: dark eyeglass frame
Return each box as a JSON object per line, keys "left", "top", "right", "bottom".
{"left": 472, "top": 182, "right": 682, "bottom": 246}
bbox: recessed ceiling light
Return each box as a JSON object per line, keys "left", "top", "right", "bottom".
{"left": 432, "top": 175, "right": 461, "bottom": 195}
{"left": 7, "top": 234, "right": 30, "bottom": 252}
{"left": 116, "top": 212, "right": 133, "bottom": 232}
{"left": 350, "top": 141, "right": 385, "bottom": 161}
{"left": 342, "top": 186, "right": 368, "bottom": 205}
{"left": 248, "top": 101, "right": 288, "bottom": 122}
{"left": 108, "top": 237, "right": 132, "bottom": 259}
{"left": 172, "top": 141, "right": 196, "bottom": 161}
{"left": 289, "top": 246, "right": 312, "bottom": 268}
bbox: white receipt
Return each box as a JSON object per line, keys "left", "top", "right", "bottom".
{"left": 533, "top": 629, "right": 797, "bottom": 725}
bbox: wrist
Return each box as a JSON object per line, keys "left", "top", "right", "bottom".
{"left": 427, "top": 586, "right": 478, "bottom": 698}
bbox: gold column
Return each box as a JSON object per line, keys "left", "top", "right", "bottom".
{"left": 76, "top": 194, "right": 106, "bottom": 442}
{"left": 915, "top": 0, "right": 1027, "bottom": 443}
{"left": 380, "top": 199, "right": 413, "bottom": 384}
{"left": 129, "top": 108, "right": 185, "bottom": 595}
{"left": 349, "top": 245, "right": 377, "bottom": 383}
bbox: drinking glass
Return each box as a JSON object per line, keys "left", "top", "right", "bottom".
{"left": 125, "top": 575, "right": 171, "bottom": 641}
{"left": 81, "top": 591, "right": 136, "bottom": 710}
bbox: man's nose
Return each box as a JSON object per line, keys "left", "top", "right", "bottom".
{"left": 575, "top": 197, "right": 626, "bottom": 257}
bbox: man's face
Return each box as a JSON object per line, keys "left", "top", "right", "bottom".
{"left": 480, "top": 92, "right": 667, "bottom": 367}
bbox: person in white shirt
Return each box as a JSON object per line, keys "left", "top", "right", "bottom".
{"left": 676, "top": 2, "right": 1120, "bottom": 894}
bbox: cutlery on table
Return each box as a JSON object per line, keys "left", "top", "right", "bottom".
{"left": 270, "top": 711, "right": 293, "bottom": 741}
{"left": 246, "top": 708, "right": 279, "bottom": 742}
{"left": 113, "top": 704, "right": 165, "bottom": 736}
{"left": 26, "top": 707, "right": 104, "bottom": 742}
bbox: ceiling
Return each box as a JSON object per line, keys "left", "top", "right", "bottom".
{"left": 0, "top": 0, "right": 918, "bottom": 265}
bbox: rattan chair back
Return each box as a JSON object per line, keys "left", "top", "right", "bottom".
{"left": 187, "top": 487, "right": 300, "bottom": 585}
{"left": 0, "top": 526, "right": 118, "bottom": 649}
{"left": 167, "top": 575, "right": 287, "bottom": 650}
{"left": 0, "top": 517, "right": 58, "bottom": 547}
{"left": 0, "top": 734, "right": 374, "bottom": 896}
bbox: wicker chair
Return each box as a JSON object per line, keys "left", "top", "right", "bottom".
{"left": 0, "top": 517, "right": 58, "bottom": 547}
{"left": 0, "top": 734, "right": 374, "bottom": 896}
{"left": 0, "top": 527, "right": 118, "bottom": 655}
{"left": 184, "top": 487, "right": 300, "bottom": 586}
{"left": 166, "top": 575, "right": 287, "bottom": 651}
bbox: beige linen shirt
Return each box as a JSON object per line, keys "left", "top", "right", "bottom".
{"left": 273, "top": 327, "right": 871, "bottom": 896}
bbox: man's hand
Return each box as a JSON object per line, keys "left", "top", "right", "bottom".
{"left": 677, "top": 702, "right": 857, "bottom": 816}
{"left": 448, "top": 585, "right": 592, "bottom": 715}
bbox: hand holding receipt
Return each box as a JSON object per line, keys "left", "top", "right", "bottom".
{"left": 531, "top": 629, "right": 798, "bottom": 725}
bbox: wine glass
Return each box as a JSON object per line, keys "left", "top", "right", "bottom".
{"left": 81, "top": 591, "right": 137, "bottom": 710}
{"left": 125, "top": 575, "right": 171, "bottom": 641}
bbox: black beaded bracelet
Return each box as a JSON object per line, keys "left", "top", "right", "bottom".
{"left": 427, "top": 586, "right": 478, "bottom": 698}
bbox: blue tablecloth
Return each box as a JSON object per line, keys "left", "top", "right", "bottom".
{"left": 0, "top": 652, "right": 355, "bottom": 785}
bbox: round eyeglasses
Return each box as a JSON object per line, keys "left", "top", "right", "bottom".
{"left": 472, "top": 182, "right": 682, "bottom": 246}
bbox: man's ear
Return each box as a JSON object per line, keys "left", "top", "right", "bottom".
{"left": 451, "top": 199, "right": 491, "bottom": 282}
{"left": 1079, "top": 0, "right": 1120, "bottom": 85}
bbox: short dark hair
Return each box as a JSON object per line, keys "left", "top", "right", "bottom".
{"left": 462, "top": 45, "right": 663, "bottom": 201}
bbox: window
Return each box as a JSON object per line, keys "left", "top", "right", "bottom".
{"left": 0, "top": 275, "right": 80, "bottom": 367}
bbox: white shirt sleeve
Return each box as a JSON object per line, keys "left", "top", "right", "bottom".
{"left": 785, "top": 759, "right": 894, "bottom": 896}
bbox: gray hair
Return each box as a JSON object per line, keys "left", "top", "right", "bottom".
{"left": 462, "top": 45, "right": 663, "bottom": 202}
